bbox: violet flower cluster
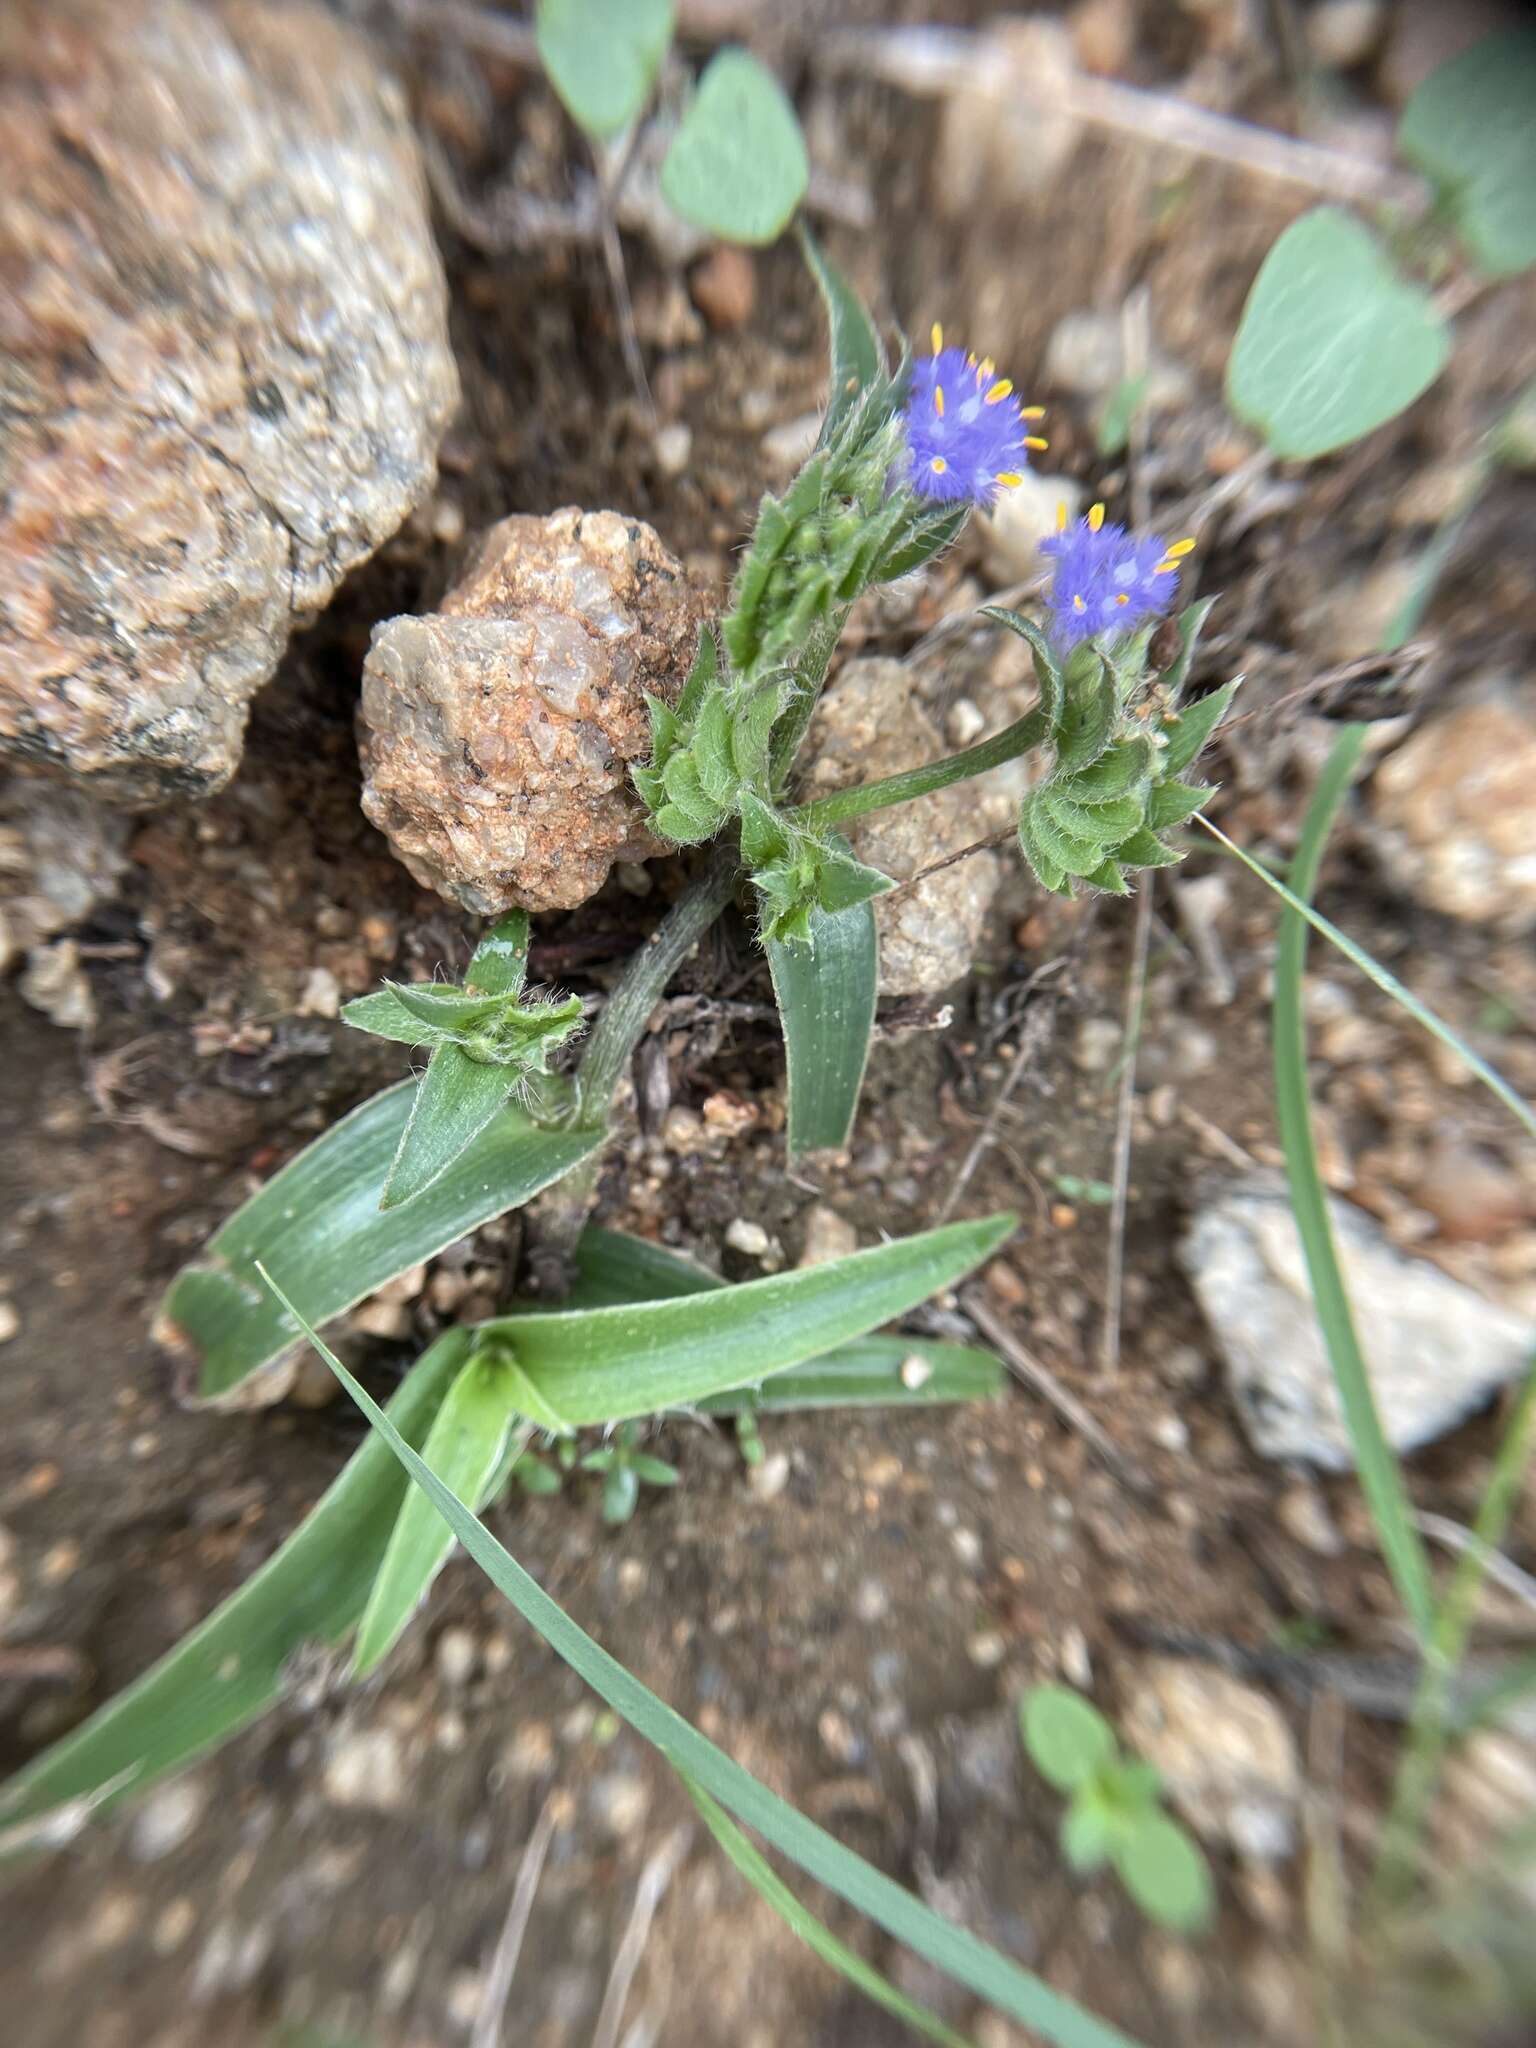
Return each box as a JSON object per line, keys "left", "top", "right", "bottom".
{"left": 1040, "top": 503, "right": 1195, "bottom": 652}
{"left": 902, "top": 326, "right": 1047, "bottom": 511}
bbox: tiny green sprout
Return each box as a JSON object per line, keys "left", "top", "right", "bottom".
{"left": 1019, "top": 1685, "right": 1214, "bottom": 1936}
{"left": 341, "top": 910, "right": 584, "bottom": 1209}
{"left": 509, "top": 1448, "right": 563, "bottom": 1498}
{"left": 1053, "top": 1174, "right": 1115, "bottom": 1207}
{"left": 734, "top": 1409, "right": 767, "bottom": 1469}
{"left": 580, "top": 1421, "right": 681, "bottom": 1525}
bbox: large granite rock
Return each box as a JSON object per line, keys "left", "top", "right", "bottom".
{"left": 358, "top": 510, "right": 706, "bottom": 914}
{"left": 0, "top": 0, "right": 458, "bottom": 802}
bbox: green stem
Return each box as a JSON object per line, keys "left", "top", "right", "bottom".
{"left": 575, "top": 847, "right": 742, "bottom": 1123}
{"left": 794, "top": 708, "right": 1049, "bottom": 830}
{"left": 1370, "top": 1351, "right": 1536, "bottom": 1914}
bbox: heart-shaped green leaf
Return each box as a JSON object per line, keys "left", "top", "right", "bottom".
{"left": 1398, "top": 28, "right": 1536, "bottom": 279}
{"left": 536, "top": 0, "right": 673, "bottom": 141}
{"left": 660, "top": 48, "right": 809, "bottom": 246}
{"left": 1227, "top": 208, "right": 1449, "bottom": 458}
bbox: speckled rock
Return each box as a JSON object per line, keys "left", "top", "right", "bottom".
{"left": 0, "top": 782, "right": 129, "bottom": 972}
{"left": 798, "top": 659, "right": 1006, "bottom": 995}
{"left": 1370, "top": 682, "right": 1536, "bottom": 934}
{"left": 1122, "top": 1659, "right": 1300, "bottom": 1863}
{"left": 0, "top": 0, "right": 457, "bottom": 803}
{"left": 1180, "top": 1171, "right": 1535, "bottom": 1470}
{"left": 358, "top": 509, "right": 705, "bottom": 914}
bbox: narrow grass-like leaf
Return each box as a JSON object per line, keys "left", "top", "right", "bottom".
{"left": 1266, "top": 725, "right": 1434, "bottom": 1636}
{"left": 160, "top": 1085, "right": 604, "bottom": 1403}
{"left": 0, "top": 1335, "right": 470, "bottom": 1844}
{"left": 797, "top": 223, "right": 884, "bottom": 443}
{"left": 343, "top": 984, "right": 465, "bottom": 1045}
{"left": 473, "top": 1214, "right": 1016, "bottom": 1424}
{"left": 352, "top": 1353, "right": 517, "bottom": 1675}
{"left": 281, "top": 1295, "right": 1146, "bottom": 2048}
{"left": 768, "top": 899, "right": 879, "bottom": 1160}
{"left": 1198, "top": 815, "right": 1536, "bottom": 1145}
{"left": 382, "top": 1046, "right": 518, "bottom": 1211}
{"left": 687, "top": 1781, "right": 977, "bottom": 2048}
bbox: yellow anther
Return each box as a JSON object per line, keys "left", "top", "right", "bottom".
{"left": 1024, "top": 436, "right": 1049, "bottom": 451}
{"left": 1088, "top": 502, "right": 1105, "bottom": 532}
{"left": 1056, "top": 501, "right": 1069, "bottom": 530}
{"left": 1072, "top": 595, "right": 1087, "bottom": 614}
{"left": 930, "top": 456, "right": 948, "bottom": 475}
{"left": 1165, "top": 537, "right": 1197, "bottom": 558}
{"left": 978, "top": 357, "right": 995, "bottom": 383}
{"left": 931, "top": 322, "right": 944, "bottom": 354}
{"left": 934, "top": 384, "right": 945, "bottom": 417}
{"left": 1154, "top": 559, "right": 1179, "bottom": 575}
{"left": 995, "top": 471, "right": 1024, "bottom": 488}
{"left": 966, "top": 350, "right": 978, "bottom": 367}
{"left": 985, "top": 379, "right": 1013, "bottom": 405}
{"left": 1021, "top": 405, "right": 1046, "bottom": 421}
{"left": 1115, "top": 592, "right": 1130, "bottom": 605}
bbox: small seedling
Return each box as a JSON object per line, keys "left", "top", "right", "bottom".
{"left": 580, "top": 1421, "right": 681, "bottom": 1524}
{"left": 1019, "top": 1685, "right": 1214, "bottom": 1935}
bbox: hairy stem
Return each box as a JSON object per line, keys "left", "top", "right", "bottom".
{"left": 794, "top": 708, "right": 1049, "bottom": 830}
{"left": 769, "top": 618, "right": 847, "bottom": 795}
{"left": 520, "top": 852, "right": 742, "bottom": 1298}
{"left": 575, "top": 849, "right": 742, "bottom": 1122}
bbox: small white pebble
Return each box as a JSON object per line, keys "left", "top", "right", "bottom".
{"left": 724, "top": 1217, "right": 771, "bottom": 1257}
{"left": 747, "top": 1451, "right": 790, "bottom": 1500}
{"left": 1151, "top": 1414, "right": 1190, "bottom": 1453}
{"left": 0, "top": 1301, "right": 19, "bottom": 1344}
{"left": 967, "top": 1630, "right": 1007, "bottom": 1669}
{"left": 653, "top": 422, "right": 692, "bottom": 476}
{"left": 899, "top": 1353, "right": 933, "bottom": 1390}
{"left": 946, "top": 697, "right": 987, "bottom": 747}
{"left": 951, "top": 1527, "right": 983, "bottom": 1567}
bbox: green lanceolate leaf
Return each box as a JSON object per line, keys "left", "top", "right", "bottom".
{"left": 383, "top": 1044, "right": 518, "bottom": 1211}
{"left": 561, "top": 1226, "right": 1005, "bottom": 1410}
{"left": 475, "top": 1213, "right": 1016, "bottom": 1424}
{"left": 730, "top": 676, "right": 786, "bottom": 785}
{"left": 283, "top": 1307, "right": 1147, "bottom": 2048}
{"left": 797, "top": 223, "right": 885, "bottom": 444}
{"left": 873, "top": 501, "right": 969, "bottom": 584}
{"left": 692, "top": 691, "right": 739, "bottom": 807}
{"left": 159, "top": 1085, "right": 604, "bottom": 1403}
{"left": 1054, "top": 651, "right": 1117, "bottom": 774}
{"left": 343, "top": 985, "right": 469, "bottom": 1047}
{"left": 0, "top": 1335, "right": 471, "bottom": 1843}
{"left": 1157, "top": 598, "right": 1216, "bottom": 696}
{"left": 1145, "top": 779, "right": 1211, "bottom": 830}
{"left": 383, "top": 982, "right": 515, "bottom": 1033}
{"left": 353, "top": 1352, "right": 517, "bottom": 1675}
{"left": 767, "top": 898, "right": 879, "bottom": 1160}
{"left": 1113, "top": 828, "right": 1184, "bottom": 871}
{"left": 644, "top": 692, "right": 683, "bottom": 767}
{"left": 1023, "top": 792, "right": 1109, "bottom": 880}
{"left": 1226, "top": 207, "right": 1450, "bottom": 459}
{"left": 676, "top": 627, "right": 719, "bottom": 725}
{"left": 1021, "top": 1687, "right": 1118, "bottom": 1794}
{"left": 1397, "top": 27, "right": 1536, "bottom": 280}
{"left": 1110, "top": 1809, "right": 1214, "bottom": 1935}
{"left": 465, "top": 910, "right": 531, "bottom": 997}
{"left": 738, "top": 789, "right": 791, "bottom": 868}
{"left": 1083, "top": 858, "right": 1131, "bottom": 896}
{"left": 981, "top": 606, "right": 1064, "bottom": 720}
{"left": 1068, "top": 738, "right": 1152, "bottom": 802}
{"left": 660, "top": 47, "right": 809, "bottom": 246}
{"left": 1159, "top": 678, "right": 1239, "bottom": 777}
{"left": 535, "top": 0, "right": 673, "bottom": 141}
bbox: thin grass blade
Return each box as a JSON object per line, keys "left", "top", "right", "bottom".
{"left": 273, "top": 1283, "right": 1145, "bottom": 2048}
{"left": 1267, "top": 725, "right": 1434, "bottom": 1636}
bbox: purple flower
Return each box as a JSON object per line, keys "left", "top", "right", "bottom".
{"left": 902, "top": 326, "right": 1046, "bottom": 509}
{"left": 1039, "top": 503, "right": 1194, "bottom": 652}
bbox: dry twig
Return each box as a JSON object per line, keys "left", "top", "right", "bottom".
{"left": 1099, "top": 876, "right": 1154, "bottom": 1380}
{"left": 470, "top": 1792, "right": 563, "bottom": 2048}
